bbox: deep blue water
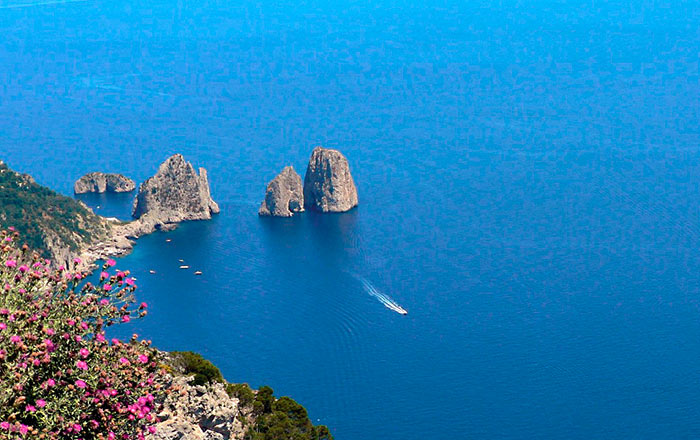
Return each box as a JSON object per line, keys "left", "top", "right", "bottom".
{"left": 2, "top": 1, "right": 700, "bottom": 438}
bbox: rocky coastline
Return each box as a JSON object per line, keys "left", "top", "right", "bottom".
{"left": 76, "top": 154, "right": 219, "bottom": 270}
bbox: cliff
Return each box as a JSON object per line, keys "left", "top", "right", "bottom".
{"left": 303, "top": 147, "right": 358, "bottom": 212}
{"left": 74, "top": 172, "right": 136, "bottom": 194}
{"left": 258, "top": 166, "right": 304, "bottom": 217}
{"left": 132, "top": 154, "right": 220, "bottom": 227}
{"left": 0, "top": 160, "right": 111, "bottom": 267}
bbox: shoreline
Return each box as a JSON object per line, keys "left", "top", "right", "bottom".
{"left": 77, "top": 215, "right": 177, "bottom": 271}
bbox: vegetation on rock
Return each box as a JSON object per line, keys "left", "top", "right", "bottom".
{"left": 0, "top": 161, "right": 109, "bottom": 261}
{"left": 168, "top": 351, "right": 224, "bottom": 386}
{"left": 244, "top": 385, "right": 334, "bottom": 440}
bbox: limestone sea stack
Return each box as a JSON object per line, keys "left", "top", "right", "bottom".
{"left": 74, "top": 172, "right": 136, "bottom": 194}
{"left": 132, "top": 154, "right": 220, "bottom": 225}
{"left": 258, "top": 166, "right": 304, "bottom": 217}
{"left": 303, "top": 147, "right": 358, "bottom": 212}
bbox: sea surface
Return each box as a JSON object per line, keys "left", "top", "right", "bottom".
{"left": 2, "top": 1, "right": 700, "bottom": 439}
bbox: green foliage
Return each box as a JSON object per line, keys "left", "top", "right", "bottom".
{"left": 226, "top": 382, "right": 256, "bottom": 407}
{"left": 169, "top": 351, "right": 224, "bottom": 386}
{"left": 0, "top": 161, "right": 108, "bottom": 258}
{"left": 245, "top": 385, "right": 334, "bottom": 440}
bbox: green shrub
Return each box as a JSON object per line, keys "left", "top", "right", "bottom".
{"left": 245, "top": 385, "right": 333, "bottom": 440}
{"left": 169, "top": 351, "right": 224, "bottom": 385}
{"left": 226, "top": 382, "right": 256, "bottom": 406}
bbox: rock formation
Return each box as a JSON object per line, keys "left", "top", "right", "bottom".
{"left": 153, "top": 376, "right": 249, "bottom": 440}
{"left": 258, "top": 166, "right": 304, "bottom": 217}
{"left": 132, "top": 154, "right": 220, "bottom": 226}
{"left": 303, "top": 147, "right": 358, "bottom": 212}
{"left": 74, "top": 172, "right": 136, "bottom": 194}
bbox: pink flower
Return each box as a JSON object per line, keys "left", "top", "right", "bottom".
{"left": 46, "top": 379, "right": 56, "bottom": 387}
{"left": 72, "top": 423, "right": 82, "bottom": 432}
{"left": 126, "top": 277, "right": 135, "bottom": 286}
{"left": 73, "top": 257, "right": 81, "bottom": 264}
{"left": 140, "top": 302, "right": 148, "bottom": 309}
{"left": 44, "top": 327, "right": 55, "bottom": 335}
{"left": 76, "top": 360, "right": 88, "bottom": 370}
{"left": 0, "top": 422, "right": 8, "bottom": 429}
{"left": 119, "top": 357, "right": 130, "bottom": 365}
{"left": 75, "top": 380, "right": 87, "bottom": 389}
{"left": 36, "top": 400, "right": 46, "bottom": 408}
{"left": 138, "top": 354, "right": 149, "bottom": 364}
{"left": 106, "top": 259, "right": 116, "bottom": 267}
{"left": 19, "top": 425, "right": 28, "bottom": 435}
{"left": 0, "top": 323, "right": 5, "bottom": 330}
{"left": 96, "top": 333, "right": 106, "bottom": 342}
{"left": 4, "top": 260, "right": 16, "bottom": 268}
{"left": 10, "top": 335, "right": 21, "bottom": 344}
{"left": 100, "top": 271, "right": 110, "bottom": 279}
{"left": 121, "top": 315, "right": 130, "bottom": 323}
{"left": 25, "top": 405, "right": 36, "bottom": 413}
{"left": 148, "top": 425, "right": 157, "bottom": 434}
{"left": 100, "top": 299, "right": 110, "bottom": 306}
{"left": 79, "top": 348, "right": 90, "bottom": 358}
{"left": 18, "top": 265, "right": 28, "bottom": 273}
{"left": 103, "top": 284, "right": 112, "bottom": 291}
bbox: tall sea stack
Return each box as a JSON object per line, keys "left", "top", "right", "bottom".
{"left": 132, "top": 154, "right": 220, "bottom": 224}
{"left": 303, "top": 147, "right": 358, "bottom": 212}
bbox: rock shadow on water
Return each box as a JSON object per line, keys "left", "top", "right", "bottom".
{"left": 74, "top": 191, "right": 136, "bottom": 222}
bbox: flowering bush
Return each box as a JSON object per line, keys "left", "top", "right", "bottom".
{"left": 0, "top": 229, "right": 165, "bottom": 439}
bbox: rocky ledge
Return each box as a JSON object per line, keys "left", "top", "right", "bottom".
{"left": 74, "top": 172, "right": 136, "bottom": 194}
{"left": 303, "top": 147, "right": 358, "bottom": 213}
{"left": 132, "top": 154, "right": 220, "bottom": 228}
{"left": 153, "top": 376, "right": 249, "bottom": 440}
{"left": 258, "top": 166, "right": 304, "bottom": 217}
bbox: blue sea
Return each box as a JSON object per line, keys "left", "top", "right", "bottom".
{"left": 2, "top": 1, "right": 700, "bottom": 438}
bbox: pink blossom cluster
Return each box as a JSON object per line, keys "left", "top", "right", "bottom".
{"left": 0, "top": 229, "right": 166, "bottom": 439}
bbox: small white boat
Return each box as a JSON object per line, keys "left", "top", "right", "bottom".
{"left": 149, "top": 270, "right": 156, "bottom": 274}
{"left": 194, "top": 271, "right": 202, "bottom": 275}
{"left": 178, "top": 259, "right": 184, "bottom": 263}
{"left": 179, "top": 265, "right": 190, "bottom": 269}
{"left": 166, "top": 239, "right": 172, "bottom": 243}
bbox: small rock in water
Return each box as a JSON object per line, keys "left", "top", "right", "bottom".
{"left": 74, "top": 172, "right": 136, "bottom": 194}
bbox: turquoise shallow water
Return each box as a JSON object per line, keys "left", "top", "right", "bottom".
{"left": 2, "top": 1, "right": 700, "bottom": 439}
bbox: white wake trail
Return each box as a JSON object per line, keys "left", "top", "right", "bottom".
{"left": 356, "top": 275, "right": 408, "bottom": 315}
{"left": 0, "top": 0, "right": 87, "bottom": 9}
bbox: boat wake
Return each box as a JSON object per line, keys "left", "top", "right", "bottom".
{"left": 356, "top": 275, "right": 408, "bottom": 315}
{"left": 0, "top": 0, "right": 87, "bottom": 9}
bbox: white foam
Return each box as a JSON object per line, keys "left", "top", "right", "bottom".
{"left": 0, "top": 0, "right": 87, "bottom": 9}
{"left": 356, "top": 275, "right": 408, "bottom": 315}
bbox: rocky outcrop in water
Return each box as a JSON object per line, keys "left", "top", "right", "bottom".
{"left": 153, "top": 376, "right": 249, "bottom": 440}
{"left": 74, "top": 172, "right": 136, "bottom": 194}
{"left": 258, "top": 166, "right": 304, "bottom": 217}
{"left": 303, "top": 147, "right": 358, "bottom": 212}
{"left": 132, "top": 154, "right": 220, "bottom": 227}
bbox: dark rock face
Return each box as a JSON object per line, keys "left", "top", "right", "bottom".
{"left": 132, "top": 154, "right": 220, "bottom": 224}
{"left": 258, "top": 166, "right": 304, "bottom": 217}
{"left": 303, "top": 147, "right": 358, "bottom": 212}
{"left": 74, "top": 172, "right": 136, "bottom": 194}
